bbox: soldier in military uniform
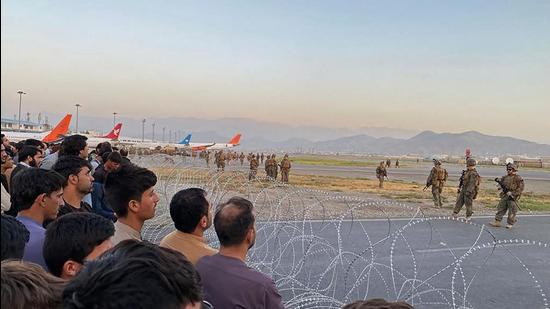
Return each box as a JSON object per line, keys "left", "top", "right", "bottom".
{"left": 264, "top": 154, "right": 271, "bottom": 178}
{"left": 452, "top": 158, "right": 481, "bottom": 221}
{"left": 386, "top": 159, "right": 391, "bottom": 168}
{"left": 279, "top": 154, "right": 291, "bottom": 183}
{"left": 272, "top": 154, "right": 278, "bottom": 180}
{"left": 489, "top": 163, "right": 524, "bottom": 229}
{"left": 261, "top": 153, "right": 265, "bottom": 164}
{"left": 425, "top": 159, "right": 448, "bottom": 208}
{"left": 239, "top": 152, "right": 245, "bottom": 166}
{"left": 205, "top": 151, "right": 211, "bottom": 168}
{"left": 376, "top": 161, "right": 387, "bottom": 188}
{"left": 218, "top": 150, "right": 226, "bottom": 172}
{"left": 249, "top": 155, "right": 259, "bottom": 180}
{"left": 395, "top": 159, "right": 400, "bottom": 168}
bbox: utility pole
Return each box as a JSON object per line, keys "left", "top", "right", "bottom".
{"left": 17, "top": 90, "right": 26, "bottom": 132}
{"left": 162, "top": 127, "right": 166, "bottom": 142}
{"left": 152, "top": 123, "right": 156, "bottom": 141}
{"left": 141, "top": 119, "right": 146, "bottom": 142}
{"left": 113, "top": 112, "right": 117, "bottom": 127}
{"left": 75, "top": 104, "right": 82, "bottom": 133}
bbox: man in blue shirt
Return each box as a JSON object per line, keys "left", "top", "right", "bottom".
{"left": 10, "top": 168, "right": 64, "bottom": 268}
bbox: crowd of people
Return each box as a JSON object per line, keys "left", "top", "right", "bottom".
{"left": 1, "top": 133, "right": 413, "bottom": 308}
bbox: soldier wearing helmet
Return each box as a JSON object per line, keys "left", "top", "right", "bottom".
{"left": 425, "top": 159, "right": 448, "bottom": 208}
{"left": 376, "top": 161, "right": 387, "bottom": 188}
{"left": 279, "top": 154, "right": 291, "bottom": 184}
{"left": 489, "top": 163, "right": 524, "bottom": 229}
{"left": 452, "top": 158, "right": 481, "bottom": 221}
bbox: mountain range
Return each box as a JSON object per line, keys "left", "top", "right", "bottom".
{"left": 41, "top": 114, "right": 550, "bottom": 156}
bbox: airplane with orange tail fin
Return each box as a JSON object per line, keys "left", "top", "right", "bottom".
{"left": 183, "top": 133, "right": 242, "bottom": 151}
{"left": 3, "top": 114, "right": 72, "bottom": 143}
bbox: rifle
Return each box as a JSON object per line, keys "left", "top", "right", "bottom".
{"left": 457, "top": 170, "right": 466, "bottom": 193}
{"left": 495, "top": 177, "right": 514, "bottom": 201}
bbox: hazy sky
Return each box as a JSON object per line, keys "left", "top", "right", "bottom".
{"left": 2, "top": 0, "right": 549, "bottom": 143}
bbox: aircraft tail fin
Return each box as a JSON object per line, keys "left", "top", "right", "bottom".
{"left": 228, "top": 133, "right": 241, "bottom": 145}
{"left": 102, "top": 123, "right": 123, "bottom": 139}
{"left": 42, "top": 114, "right": 72, "bottom": 143}
{"left": 179, "top": 134, "right": 192, "bottom": 145}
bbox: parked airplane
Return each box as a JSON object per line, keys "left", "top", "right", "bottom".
{"left": 85, "top": 123, "right": 123, "bottom": 147}
{"left": 3, "top": 114, "right": 72, "bottom": 143}
{"left": 181, "top": 133, "right": 241, "bottom": 151}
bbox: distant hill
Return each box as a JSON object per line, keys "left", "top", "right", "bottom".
{"left": 300, "top": 131, "right": 550, "bottom": 156}
{"left": 40, "top": 113, "right": 550, "bottom": 156}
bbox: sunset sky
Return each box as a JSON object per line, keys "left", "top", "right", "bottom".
{"left": 2, "top": 0, "right": 549, "bottom": 143}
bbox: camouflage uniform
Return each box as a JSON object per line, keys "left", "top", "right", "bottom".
{"left": 489, "top": 164, "right": 524, "bottom": 228}
{"left": 205, "top": 151, "right": 210, "bottom": 167}
{"left": 261, "top": 153, "right": 265, "bottom": 164}
{"left": 249, "top": 156, "right": 259, "bottom": 180}
{"left": 218, "top": 151, "right": 226, "bottom": 172}
{"left": 265, "top": 155, "right": 271, "bottom": 178}
{"left": 240, "top": 152, "right": 245, "bottom": 166}
{"left": 453, "top": 159, "right": 480, "bottom": 219}
{"left": 279, "top": 154, "right": 291, "bottom": 183}
{"left": 271, "top": 155, "right": 278, "bottom": 180}
{"left": 426, "top": 160, "right": 448, "bottom": 207}
{"left": 376, "top": 162, "right": 387, "bottom": 188}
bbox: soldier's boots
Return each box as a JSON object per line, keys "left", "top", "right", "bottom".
{"left": 506, "top": 224, "right": 513, "bottom": 229}
{"left": 451, "top": 213, "right": 458, "bottom": 219}
{"left": 488, "top": 220, "right": 501, "bottom": 227}
{"left": 465, "top": 216, "right": 472, "bottom": 222}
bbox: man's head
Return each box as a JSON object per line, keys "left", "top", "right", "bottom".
{"left": 433, "top": 159, "right": 441, "bottom": 166}
{"left": 43, "top": 213, "right": 115, "bottom": 279}
{"left": 119, "top": 148, "right": 128, "bottom": 157}
{"left": 1, "top": 260, "right": 66, "bottom": 309}
{"left": 466, "top": 158, "right": 476, "bottom": 168}
{"left": 506, "top": 163, "right": 517, "bottom": 175}
{"left": 1, "top": 134, "right": 9, "bottom": 147}
{"left": 1, "top": 215, "right": 30, "bottom": 260}
{"left": 60, "top": 134, "right": 89, "bottom": 159}
{"left": 103, "top": 151, "right": 122, "bottom": 172}
{"left": 104, "top": 164, "right": 159, "bottom": 220}
{"left": 1, "top": 144, "right": 9, "bottom": 163}
{"left": 170, "top": 188, "right": 212, "bottom": 234}
{"left": 53, "top": 156, "right": 94, "bottom": 196}
{"left": 62, "top": 240, "right": 202, "bottom": 309}
{"left": 18, "top": 146, "right": 44, "bottom": 167}
{"left": 11, "top": 168, "right": 65, "bottom": 220}
{"left": 24, "top": 138, "right": 46, "bottom": 151}
{"left": 214, "top": 197, "right": 256, "bottom": 249}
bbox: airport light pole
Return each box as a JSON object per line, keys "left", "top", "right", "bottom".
{"left": 152, "top": 123, "right": 155, "bottom": 142}
{"left": 113, "top": 112, "right": 117, "bottom": 127}
{"left": 141, "top": 119, "right": 146, "bottom": 142}
{"left": 17, "top": 90, "right": 26, "bottom": 132}
{"left": 168, "top": 129, "right": 172, "bottom": 143}
{"left": 75, "top": 104, "right": 82, "bottom": 133}
{"left": 162, "top": 127, "right": 166, "bottom": 142}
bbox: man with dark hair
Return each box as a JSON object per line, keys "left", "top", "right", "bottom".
{"left": 196, "top": 197, "right": 284, "bottom": 308}
{"left": 62, "top": 240, "right": 203, "bottom": 309}
{"left": 160, "top": 188, "right": 217, "bottom": 264}
{"left": 8, "top": 145, "right": 44, "bottom": 197}
{"left": 1, "top": 260, "right": 66, "bottom": 309}
{"left": 119, "top": 148, "right": 131, "bottom": 163}
{"left": 59, "top": 134, "right": 89, "bottom": 159}
{"left": 11, "top": 168, "right": 64, "bottom": 268}
{"left": 39, "top": 139, "right": 63, "bottom": 170}
{"left": 91, "top": 151, "right": 123, "bottom": 221}
{"left": 52, "top": 156, "right": 94, "bottom": 218}
{"left": 1, "top": 214, "right": 30, "bottom": 260}
{"left": 43, "top": 213, "right": 114, "bottom": 279}
{"left": 343, "top": 298, "right": 414, "bottom": 309}
{"left": 104, "top": 164, "right": 159, "bottom": 245}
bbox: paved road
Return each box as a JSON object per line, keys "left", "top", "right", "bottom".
{"left": 220, "top": 160, "right": 550, "bottom": 193}
{"left": 253, "top": 215, "right": 550, "bottom": 308}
